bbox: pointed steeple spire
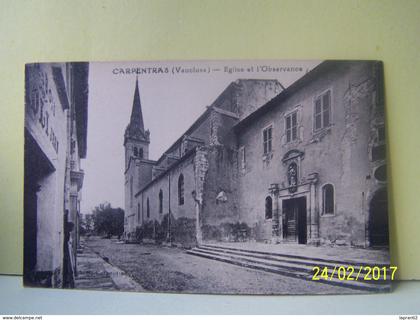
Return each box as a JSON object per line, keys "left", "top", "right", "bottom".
{"left": 129, "top": 76, "right": 145, "bottom": 132}
{"left": 124, "top": 77, "right": 149, "bottom": 144}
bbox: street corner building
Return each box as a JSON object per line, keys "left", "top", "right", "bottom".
{"left": 24, "top": 62, "right": 89, "bottom": 288}
{"left": 123, "top": 60, "right": 388, "bottom": 252}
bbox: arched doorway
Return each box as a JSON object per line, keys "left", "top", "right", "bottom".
{"left": 369, "top": 188, "right": 389, "bottom": 247}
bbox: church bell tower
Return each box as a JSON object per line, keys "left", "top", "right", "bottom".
{"left": 124, "top": 77, "right": 150, "bottom": 240}
{"left": 124, "top": 77, "right": 150, "bottom": 168}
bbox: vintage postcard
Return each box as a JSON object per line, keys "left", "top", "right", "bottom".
{"left": 24, "top": 60, "right": 391, "bottom": 294}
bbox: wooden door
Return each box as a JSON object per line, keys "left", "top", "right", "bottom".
{"left": 283, "top": 197, "right": 307, "bottom": 244}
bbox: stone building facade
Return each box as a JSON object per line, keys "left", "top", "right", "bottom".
{"left": 124, "top": 61, "right": 388, "bottom": 249}
{"left": 24, "top": 62, "right": 89, "bottom": 287}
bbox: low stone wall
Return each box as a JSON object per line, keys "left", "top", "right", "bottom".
{"left": 135, "top": 213, "right": 197, "bottom": 248}
{"left": 201, "top": 222, "right": 252, "bottom": 242}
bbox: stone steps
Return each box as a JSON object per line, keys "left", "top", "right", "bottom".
{"left": 201, "top": 243, "right": 390, "bottom": 267}
{"left": 186, "top": 244, "right": 391, "bottom": 292}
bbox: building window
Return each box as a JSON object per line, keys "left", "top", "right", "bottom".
{"left": 178, "top": 174, "right": 184, "bottom": 205}
{"left": 130, "top": 177, "right": 133, "bottom": 208}
{"left": 133, "top": 147, "right": 138, "bottom": 157}
{"left": 137, "top": 203, "right": 140, "bottom": 222}
{"left": 314, "top": 90, "right": 331, "bottom": 131}
{"left": 159, "top": 189, "right": 163, "bottom": 214}
{"left": 182, "top": 141, "right": 189, "bottom": 156}
{"left": 265, "top": 196, "right": 273, "bottom": 219}
{"left": 146, "top": 197, "right": 150, "bottom": 218}
{"left": 139, "top": 148, "right": 143, "bottom": 159}
{"left": 377, "top": 125, "right": 385, "bottom": 143}
{"left": 263, "top": 125, "right": 273, "bottom": 154}
{"left": 372, "top": 144, "right": 386, "bottom": 161}
{"left": 239, "top": 146, "right": 246, "bottom": 169}
{"left": 285, "top": 111, "right": 298, "bottom": 143}
{"left": 374, "top": 165, "right": 387, "bottom": 182}
{"left": 322, "top": 184, "right": 334, "bottom": 215}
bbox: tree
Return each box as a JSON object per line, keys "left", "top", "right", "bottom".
{"left": 85, "top": 214, "right": 94, "bottom": 234}
{"left": 78, "top": 213, "right": 94, "bottom": 236}
{"left": 92, "top": 202, "right": 124, "bottom": 238}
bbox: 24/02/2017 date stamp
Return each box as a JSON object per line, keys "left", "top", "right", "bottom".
{"left": 312, "top": 266, "right": 398, "bottom": 281}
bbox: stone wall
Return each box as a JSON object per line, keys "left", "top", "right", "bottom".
{"left": 25, "top": 64, "right": 68, "bottom": 285}
{"left": 236, "top": 61, "right": 384, "bottom": 247}
{"left": 133, "top": 152, "right": 197, "bottom": 247}
{"left": 235, "top": 79, "right": 283, "bottom": 120}
{"left": 199, "top": 144, "right": 244, "bottom": 241}
{"left": 211, "top": 79, "right": 283, "bottom": 120}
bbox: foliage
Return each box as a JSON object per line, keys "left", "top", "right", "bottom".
{"left": 202, "top": 222, "right": 251, "bottom": 242}
{"left": 135, "top": 220, "right": 155, "bottom": 241}
{"left": 79, "top": 214, "right": 94, "bottom": 236}
{"left": 202, "top": 224, "right": 221, "bottom": 241}
{"left": 171, "top": 217, "right": 197, "bottom": 246}
{"left": 91, "top": 202, "right": 124, "bottom": 237}
{"left": 134, "top": 214, "right": 196, "bottom": 247}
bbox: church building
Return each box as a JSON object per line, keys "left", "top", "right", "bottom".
{"left": 123, "top": 60, "right": 388, "bottom": 249}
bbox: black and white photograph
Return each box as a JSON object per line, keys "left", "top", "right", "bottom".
{"left": 24, "top": 60, "right": 390, "bottom": 295}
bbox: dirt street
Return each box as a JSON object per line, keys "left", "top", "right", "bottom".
{"left": 78, "top": 236, "right": 360, "bottom": 295}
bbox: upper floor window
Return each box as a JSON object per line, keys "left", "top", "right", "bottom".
{"left": 71, "top": 140, "right": 76, "bottom": 154}
{"left": 265, "top": 196, "right": 273, "bottom": 219}
{"left": 146, "top": 197, "right": 150, "bottom": 218}
{"left": 285, "top": 111, "right": 298, "bottom": 143}
{"left": 239, "top": 146, "right": 246, "bottom": 169}
{"left": 178, "top": 174, "right": 184, "bottom": 205}
{"left": 322, "top": 184, "right": 334, "bottom": 215}
{"left": 137, "top": 203, "right": 140, "bottom": 222}
{"left": 133, "top": 147, "right": 138, "bottom": 157}
{"left": 314, "top": 90, "right": 331, "bottom": 131}
{"left": 139, "top": 148, "right": 143, "bottom": 159}
{"left": 263, "top": 125, "right": 273, "bottom": 154}
{"left": 159, "top": 189, "right": 163, "bottom": 214}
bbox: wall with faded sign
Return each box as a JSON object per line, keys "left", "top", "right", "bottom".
{"left": 25, "top": 63, "right": 70, "bottom": 285}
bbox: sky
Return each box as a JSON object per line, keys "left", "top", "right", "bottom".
{"left": 81, "top": 60, "right": 321, "bottom": 213}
